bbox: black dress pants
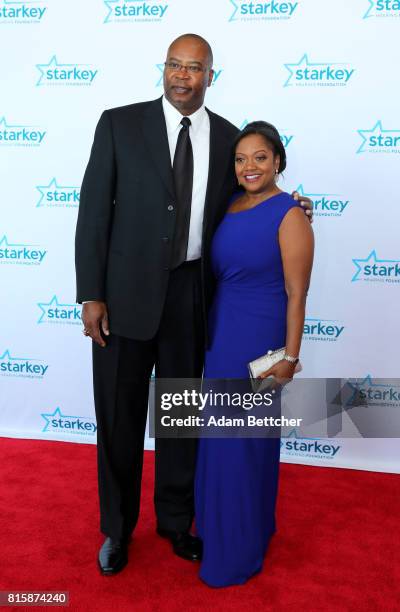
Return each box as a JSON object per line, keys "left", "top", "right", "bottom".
{"left": 92, "top": 260, "right": 204, "bottom": 540}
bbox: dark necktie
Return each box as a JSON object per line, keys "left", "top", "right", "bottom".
{"left": 171, "top": 116, "right": 194, "bottom": 269}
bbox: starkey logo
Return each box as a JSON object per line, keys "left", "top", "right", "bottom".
{"left": 104, "top": 0, "right": 169, "bottom": 23}
{"left": 280, "top": 429, "right": 341, "bottom": 459}
{"left": 37, "top": 296, "right": 82, "bottom": 325}
{"left": 357, "top": 121, "right": 400, "bottom": 154}
{"left": 229, "top": 0, "right": 299, "bottom": 21}
{"left": 36, "top": 56, "right": 98, "bottom": 87}
{"left": 0, "top": 117, "right": 46, "bottom": 147}
{"left": 295, "top": 184, "right": 350, "bottom": 217}
{"left": 240, "top": 120, "right": 294, "bottom": 148}
{"left": 303, "top": 318, "right": 345, "bottom": 342}
{"left": 352, "top": 250, "right": 400, "bottom": 284}
{"left": 0, "top": 349, "right": 49, "bottom": 379}
{"left": 41, "top": 407, "right": 97, "bottom": 436}
{"left": 0, "top": 235, "right": 47, "bottom": 265}
{"left": 0, "top": 0, "right": 47, "bottom": 23}
{"left": 363, "top": 0, "right": 400, "bottom": 18}
{"left": 346, "top": 376, "right": 400, "bottom": 408}
{"left": 36, "top": 178, "right": 80, "bottom": 208}
{"left": 283, "top": 54, "right": 355, "bottom": 88}
{"left": 155, "top": 64, "right": 223, "bottom": 87}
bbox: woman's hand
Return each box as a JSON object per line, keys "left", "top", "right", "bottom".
{"left": 259, "top": 359, "right": 296, "bottom": 385}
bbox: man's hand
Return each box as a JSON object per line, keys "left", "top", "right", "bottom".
{"left": 292, "top": 191, "right": 313, "bottom": 223}
{"left": 82, "top": 301, "right": 109, "bottom": 347}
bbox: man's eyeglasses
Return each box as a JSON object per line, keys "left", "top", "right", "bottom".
{"left": 164, "top": 61, "right": 206, "bottom": 74}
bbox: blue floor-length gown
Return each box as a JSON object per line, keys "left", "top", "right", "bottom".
{"left": 195, "top": 192, "right": 300, "bottom": 587}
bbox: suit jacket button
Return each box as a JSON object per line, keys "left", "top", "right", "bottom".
{"left": 167, "top": 205, "right": 174, "bottom": 211}
{"left": 164, "top": 266, "right": 170, "bottom": 271}
{"left": 163, "top": 236, "right": 169, "bottom": 242}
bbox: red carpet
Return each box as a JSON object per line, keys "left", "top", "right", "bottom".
{"left": 0, "top": 437, "right": 399, "bottom": 611}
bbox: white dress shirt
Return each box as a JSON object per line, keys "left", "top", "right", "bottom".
{"left": 162, "top": 95, "right": 210, "bottom": 261}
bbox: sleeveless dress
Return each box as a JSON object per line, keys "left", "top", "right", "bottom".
{"left": 194, "top": 192, "right": 300, "bottom": 587}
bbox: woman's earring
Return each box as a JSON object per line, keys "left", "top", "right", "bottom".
{"left": 275, "top": 169, "right": 279, "bottom": 181}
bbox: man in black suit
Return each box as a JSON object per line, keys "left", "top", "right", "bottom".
{"left": 75, "top": 33, "right": 311, "bottom": 575}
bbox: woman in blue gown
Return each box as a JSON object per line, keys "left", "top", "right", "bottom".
{"left": 195, "top": 121, "right": 314, "bottom": 587}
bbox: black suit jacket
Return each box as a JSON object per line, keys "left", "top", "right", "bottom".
{"left": 75, "top": 97, "right": 239, "bottom": 341}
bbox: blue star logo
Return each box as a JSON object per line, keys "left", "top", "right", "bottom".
{"left": 41, "top": 407, "right": 64, "bottom": 432}
{"left": 345, "top": 375, "right": 400, "bottom": 407}
{"left": 357, "top": 120, "right": 400, "bottom": 154}
{"left": 156, "top": 63, "right": 164, "bottom": 87}
{"left": 0, "top": 349, "right": 36, "bottom": 362}
{"left": 35, "top": 177, "right": 79, "bottom": 207}
{"left": 36, "top": 55, "right": 71, "bottom": 86}
{"left": 0, "top": 116, "right": 32, "bottom": 129}
{"left": 0, "top": 234, "right": 37, "bottom": 248}
{"left": 37, "top": 295, "right": 81, "bottom": 324}
{"left": 363, "top": 1, "right": 376, "bottom": 18}
{"left": 295, "top": 184, "right": 341, "bottom": 199}
{"left": 351, "top": 250, "right": 400, "bottom": 282}
{"left": 284, "top": 54, "right": 325, "bottom": 87}
{"left": 104, "top": 0, "right": 119, "bottom": 24}
{"left": 281, "top": 428, "right": 323, "bottom": 442}
{"left": 104, "top": 0, "right": 144, "bottom": 24}
{"left": 229, "top": 0, "right": 239, "bottom": 21}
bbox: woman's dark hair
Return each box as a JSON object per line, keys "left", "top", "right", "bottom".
{"left": 233, "top": 121, "right": 287, "bottom": 173}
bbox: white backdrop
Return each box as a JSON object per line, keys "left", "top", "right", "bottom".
{"left": 1, "top": 0, "right": 399, "bottom": 472}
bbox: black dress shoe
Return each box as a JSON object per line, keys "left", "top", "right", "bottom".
{"left": 156, "top": 528, "right": 202, "bottom": 561}
{"left": 98, "top": 537, "right": 129, "bottom": 575}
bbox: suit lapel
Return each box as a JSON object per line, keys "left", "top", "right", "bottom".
{"left": 203, "top": 109, "right": 233, "bottom": 236}
{"left": 141, "top": 97, "right": 175, "bottom": 198}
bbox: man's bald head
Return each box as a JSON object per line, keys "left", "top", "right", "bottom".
{"left": 167, "top": 34, "right": 213, "bottom": 69}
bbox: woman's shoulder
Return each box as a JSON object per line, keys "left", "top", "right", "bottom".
{"left": 273, "top": 191, "right": 302, "bottom": 216}
{"left": 276, "top": 191, "right": 300, "bottom": 207}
